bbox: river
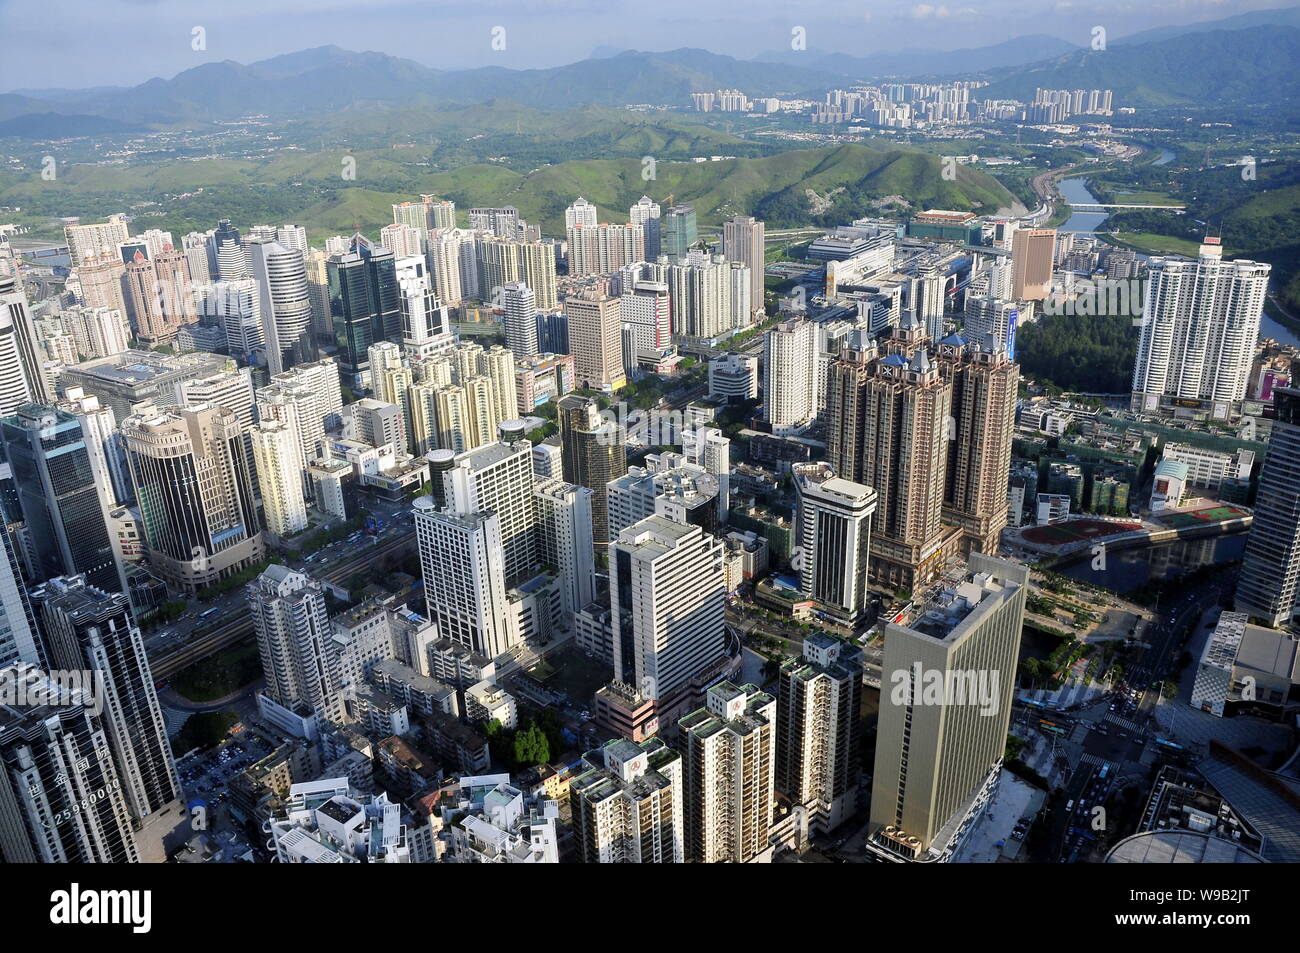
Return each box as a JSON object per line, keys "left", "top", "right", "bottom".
{"left": 1058, "top": 173, "right": 1300, "bottom": 347}
{"left": 1054, "top": 531, "right": 1247, "bottom": 593}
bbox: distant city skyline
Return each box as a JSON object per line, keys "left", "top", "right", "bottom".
{"left": 1, "top": 0, "right": 1290, "bottom": 91}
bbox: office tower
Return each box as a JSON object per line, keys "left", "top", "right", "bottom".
{"left": 0, "top": 663, "right": 138, "bottom": 863}
{"left": 565, "top": 196, "right": 598, "bottom": 229}
{"left": 938, "top": 333, "right": 1018, "bottom": 556}
{"left": 415, "top": 501, "right": 516, "bottom": 659}
{"left": 0, "top": 531, "right": 39, "bottom": 667}
{"left": 32, "top": 575, "right": 180, "bottom": 820}
{"left": 792, "top": 462, "right": 877, "bottom": 626}
{"left": 1010, "top": 227, "right": 1054, "bottom": 301}
{"left": 558, "top": 394, "right": 627, "bottom": 544}
{"left": 776, "top": 634, "right": 864, "bottom": 832}
{"left": 565, "top": 291, "right": 625, "bottom": 391}
{"left": 0, "top": 268, "right": 45, "bottom": 413}
{"left": 685, "top": 426, "right": 731, "bottom": 524}
{"left": 274, "top": 224, "right": 307, "bottom": 251}
{"left": 351, "top": 398, "right": 406, "bottom": 451}
{"left": 663, "top": 204, "right": 698, "bottom": 259}
{"left": 442, "top": 436, "right": 537, "bottom": 587}
{"left": 122, "top": 404, "right": 264, "bottom": 593}
{"left": 869, "top": 554, "right": 1029, "bottom": 861}
{"left": 396, "top": 255, "right": 451, "bottom": 360}
{"left": 200, "top": 277, "right": 262, "bottom": 358}
{"left": 0, "top": 405, "right": 124, "bottom": 593}
{"left": 723, "top": 215, "right": 765, "bottom": 308}
{"left": 678, "top": 681, "right": 776, "bottom": 864}
{"left": 1131, "top": 241, "right": 1270, "bottom": 420}
{"left": 629, "top": 196, "right": 662, "bottom": 259}
{"left": 1236, "top": 371, "right": 1300, "bottom": 627}
{"left": 479, "top": 346, "right": 518, "bottom": 424}
{"left": 620, "top": 280, "right": 671, "bottom": 356}
{"left": 567, "top": 223, "right": 645, "bottom": 277}
{"left": 610, "top": 515, "right": 725, "bottom": 703}
{"left": 764, "top": 318, "right": 818, "bottom": 434}
{"left": 253, "top": 421, "right": 309, "bottom": 537}
{"left": 533, "top": 478, "right": 595, "bottom": 615}
{"left": 249, "top": 239, "right": 316, "bottom": 376}
{"left": 380, "top": 223, "right": 423, "bottom": 259}
{"left": 570, "top": 737, "right": 684, "bottom": 863}
{"left": 247, "top": 565, "right": 335, "bottom": 731}
{"left": 64, "top": 215, "right": 130, "bottom": 269}
{"left": 501, "top": 281, "right": 539, "bottom": 360}
{"left": 213, "top": 219, "right": 246, "bottom": 280}
{"left": 327, "top": 235, "right": 402, "bottom": 386}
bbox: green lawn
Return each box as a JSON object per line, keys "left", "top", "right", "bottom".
{"left": 1100, "top": 231, "right": 1214, "bottom": 257}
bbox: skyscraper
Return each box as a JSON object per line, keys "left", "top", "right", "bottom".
{"left": 663, "top": 204, "right": 698, "bottom": 259}
{"left": 678, "top": 681, "right": 776, "bottom": 864}
{"left": 0, "top": 663, "right": 138, "bottom": 863}
{"left": 869, "top": 554, "right": 1028, "bottom": 862}
{"left": 564, "top": 291, "right": 625, "bottom": 391}
{"left": 764, "top": 319, "right": 818, "bottom": 434}
{"left": 212, "top": 219, "right": 246, "bottom": 280}
{"left": 32, "top": 575, "right": 180, "bottom": 821}
{"left": 557, "top": 394, "right": 627, "bottom": 545}
{"left": 723, "top": 215, "right": 765, "bottom": 309}
{"left": 327, "top": 235, "right": 401, "bottom": 386}
{"left": 1131, "top": 240, "right": 1270, "bottom": 421}
{"left": 776, "top": 634, "right": 864, "bottom": 833}
{"left": 1, "top": 404, "right": 124, "bottom": 593}
{"left": 533, "top": 478, "right": 596, "bottom": 616}
{"left": 247, "top": 565, "right": 335, "bottom": 733}
{"left": 252, "top": 420, "right": 309, "bottom": 537}
{"left": 1010, "top": 227, "right": 1054, "bottom": 301}
{"left": 1235, "top": 369, "right": 1300, "bottom": 627}
{"left": 629, "top": 195, "right": 662, "bottom": 259}
{"left": 122, "top": 404, "right": 264, "bottom": 593}
{"left": 0, "top": 264, "right": 49, "bottom": 412}
{"left": 0, "top": 531, "right": 39, "bottom": 668}
{"left": 249, "top": 239, "right": 316, "bottom": 376}
{"left": 396, "top": 254, "right": 451, "bottom": 360}
{"left": 565, "top": 197, "right": 599, "bottom": 229}
{"left": 792, "top": 462, "right": 876, "bottom": 626}
{"left": 441, "top": 435, "right": 539, "bottom": 588}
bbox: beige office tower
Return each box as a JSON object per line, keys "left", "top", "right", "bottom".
{"left": 479, "top": 345, "right": 518, "bottom": 423}
{"left": 776, "top": 633, "right": 864, "bottom": 833}
{"left": 564, "top": 291, "right": 625, "bottom": 391}
{"left": 557, "top": 393, "right": 626, "bottom": 544}
{"left": 722, "top": 215, "right": 765, "bottom": 308}
{"left": 570, "top": 737, "right": 684, "bottom": 863}
{"left": 121, "top": 404, "right": 264, "bottom": 593}
{"left": 64, "top": 215, "right": 129, "bottom": 268}
{"left": 77, "top": 259, "right": 128, "bottom": 323}
{"left": 1011, "top": 228, "right": 1055, "bottom": 301}
{"left": 427, "top": 230, "right": 466, "bottom": 306}
{"left": 937, "top": 333, "right": 1017, "bottom": 556}
{"left": 764, "top": 318, "right": 818, "bottom": 435}
{"left": 252, "top": 420, "right": 308, "bottom": 537}
{"left": 678, "top": 681, "right": 777, "bottom": 863}
{"left": 304, "top": 247, "right": 333, "bottom": 346}
{"left": 869, "top": 553, "right": 1029, "bottom": 862}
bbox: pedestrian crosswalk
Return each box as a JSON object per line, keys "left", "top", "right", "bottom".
{"left": 1105, "top": 714, "right": 1143, "bottom": 733}
{"left": 1079, "top": 753, "right": 1111, "bottom": 770}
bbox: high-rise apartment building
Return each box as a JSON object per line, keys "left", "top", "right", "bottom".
{"left": 869, "top": 554, "right": 1028, "bottom": 861}
{"left": 629, "top": 195, "right": 661, "bottom": 259}
{"left": 763, "top": 319, "right": 818, "bottom": 434}
{"left": 567, "top": 223, "right": 645, "bottom": 277}
{"left": 723, "top": 215, "right": 765, "bottom": 309}
{"left": 533, "top": 478, "right": 596, "bottom": 616}
{"left": 776, "top": 634, "right": 864, "bottom": 833}
{"left": 252, "top": 421, "right": 309, "bottom": 537}
{"left": 620, "top": 280, "right": 671, "bottom": 356}
{"left": 678, "top": 681, "right": 776, "bottom": 863}
{"left": 570, "top": 737, "right": 683, "bottom": 863}
{"left": 501, "top": 281, "right": 538, "bottom": 360}
{"left": 1131, "top": 240, "right": 1270, "bottom": 421}
{"left": 247, "top": 565, "right": 336, "bottom": 734}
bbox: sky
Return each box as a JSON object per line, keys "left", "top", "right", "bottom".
{"left": 0, "top": 0, "right": 1292, "bottom": 91}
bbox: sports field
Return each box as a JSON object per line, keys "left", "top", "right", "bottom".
{"left": 1156, "top": 503, "right": 1250, "bottom": 528}
{"left": 1021, "top": 518, "right": 1143, "bottom": 545}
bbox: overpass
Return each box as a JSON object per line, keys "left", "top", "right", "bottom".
{"left": 1067, "top": 203, "right": 1185, "bottom": 211}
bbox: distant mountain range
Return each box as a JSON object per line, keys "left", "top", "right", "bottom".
{"left": 0, "top": 6, "right": 1297, "bottom": 133}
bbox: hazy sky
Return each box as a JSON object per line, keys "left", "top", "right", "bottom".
{"left": 0, "top": 0, "right": 1291, "bottom": 91}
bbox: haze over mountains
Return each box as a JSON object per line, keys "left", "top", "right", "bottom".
{"left": 1, "top": 6, "right": 1297, "bottom": 133}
